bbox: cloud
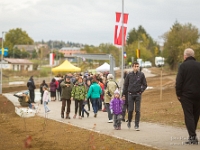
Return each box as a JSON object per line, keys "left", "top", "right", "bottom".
{"left": 1, "top": 0, "right": 200, "bottom": 46}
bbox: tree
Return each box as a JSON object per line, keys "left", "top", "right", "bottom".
{"left": 126, "top": 25, "right": 158, "bottom": 62}
{"left": 162, "top": 21, "right": 200, "bottom": 70}
{"left": 4, "top": 28, "right": 34, "bottom": 56}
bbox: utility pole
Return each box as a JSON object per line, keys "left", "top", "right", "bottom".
{"left": 120, "top": 0, "right": 124, "bottom": 92}
{"left": 0, "top": 31, "right": 6, "bottom": 94}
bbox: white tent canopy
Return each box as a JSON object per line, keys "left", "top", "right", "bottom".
{"left": 96, "top": 62, "right": 119, "bottom": 72}
{"left": 96, "top": 62, "right": 110, "bottom": 72}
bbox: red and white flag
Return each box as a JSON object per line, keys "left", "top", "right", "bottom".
{"left": 114, "top": 12, "right": 129, "bottom": 45}
{"left": 49, "top": 53, "right": 56, "bottom": 65}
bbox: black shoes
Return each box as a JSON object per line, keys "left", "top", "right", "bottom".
{"left": 127, "top": 121, "right": 131, "bottom": 129}
{"left": 61, "top": 114, "right": 64, "bottom": 119}
{"left": 185, "top": 136, "right": 198, "bottom": 145}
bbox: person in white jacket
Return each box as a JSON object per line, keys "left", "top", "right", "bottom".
{"left": 43, "top": 86, "right": 50, "bottom": 113}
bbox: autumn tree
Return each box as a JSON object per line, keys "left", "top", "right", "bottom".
{"left": 4, "top": 28, "right": 34, "bottom": 57}
{"left": 162, "top": 21, "right": 200, "bottom": 70}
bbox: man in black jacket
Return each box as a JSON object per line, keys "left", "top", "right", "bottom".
{"left": 176, "top": 48, "right": 200, "bottom": 145}
{"left": 27, "top": 76, "right": 36, "bottom": 103}
{"left": 122, "top": 62, "right": 147, "bottom": 131}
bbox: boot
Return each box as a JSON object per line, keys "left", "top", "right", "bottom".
{"left": 66, "top": 113, "right": 71, "bottom": 119}
{"left": 61, "top": 113, "right": 64, "bottom": 119}
{"left": 86, "top": 112, "right": 89, "bottom": 118}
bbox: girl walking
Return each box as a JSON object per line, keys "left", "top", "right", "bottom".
{"left": 110, "top": 89, "right": 124, "bottom": 130}
{"left": 43, "top": 86, "right": 50, "bottom": 113}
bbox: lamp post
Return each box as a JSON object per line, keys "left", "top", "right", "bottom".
{"left": 0, "top": 31, "right": 6, "bottom": 94}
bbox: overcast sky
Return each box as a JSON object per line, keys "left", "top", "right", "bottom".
{"left": 1, "top": 0, "right": 200, "bottom": 46}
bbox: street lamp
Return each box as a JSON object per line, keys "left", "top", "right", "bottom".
{"left": 0, "top": 31, "right": 6, "bottom": 94}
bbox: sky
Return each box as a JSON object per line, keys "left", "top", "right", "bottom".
{"left": 1, "top": 0, "right": 200, "bottom": 46}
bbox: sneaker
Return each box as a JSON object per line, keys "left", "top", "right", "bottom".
{"left": 108, "top": 120, "right": 113, "bottom": 123}
{"left": 94, "top": 114, "right": 97, "bottom": 118}
{"left": 127, "top": 122, "right": 131, "bottom": 129}
{"left": 87, "top": 113, "right": 89, "bottom": 118}
{"left": 122, "top": 119, "right": 125, "bottom": 122}
{"left": 134, "top": 126, "right": 140, "bottom": 131}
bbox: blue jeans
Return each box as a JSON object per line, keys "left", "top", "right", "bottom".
{"left": 43, "top": 101, "right": 50, "bottom": 113}
{"left": 91, "top": 98, "right": 99, "bottom": 114}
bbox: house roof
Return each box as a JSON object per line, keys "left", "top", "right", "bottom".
{"left": 4, "top": 58, "right": 33, "bottom": 64}
{"left": 60, "top": 47, "right": 82, "bottom": 51}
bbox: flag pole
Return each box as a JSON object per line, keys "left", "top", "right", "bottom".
{"left": 120, "top": 0, "right": 124, "bottom": 92}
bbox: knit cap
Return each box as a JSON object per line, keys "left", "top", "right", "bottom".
{"left": 114, "top": 89, "right": 120, "bottom": 95}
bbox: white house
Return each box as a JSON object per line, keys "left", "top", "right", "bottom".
{"left": 1, "top": 58, "right": 33, "bottom": 71}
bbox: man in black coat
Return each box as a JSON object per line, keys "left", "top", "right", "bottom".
{"left": 176, "top": 48, "right": 200, "bottom": 145}
{"left": 122, "top": 62, "right": 147, "bottom": 131}
{"left": 27, "top": 76, "right": 36, "bottom": 103}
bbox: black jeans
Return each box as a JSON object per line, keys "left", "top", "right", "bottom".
{"left": 75, "top": 99, "right": 83, "bottom": 116}
{"left": 87, "top": 98, "right": 91, "bottom": 111}
{"left": 128, "top": 93, "right": 141, "bottom": 127}
{"left": 180, "top": 96, "right": 200, "bottom": 137}
{"left": 29, "top": 90, "right": 35, "bottom": 103}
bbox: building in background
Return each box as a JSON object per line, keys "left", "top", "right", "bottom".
{"left": 1, "top": 58, "right": 33, "bottom": 71}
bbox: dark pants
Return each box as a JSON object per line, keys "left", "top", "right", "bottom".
{"left": 122, "top": 103, "right": 128, "bottom": 120}
{"left": 87, "top": 98, "right": 91, "bottom": 111}
{"left": 98, "top": 98, "right": 102, "bottom": 110}
{"left": 128, "top": 93, "right": 141, "bottom": 127}
{"left": 82, "top": 104, "right": 89, "bottom": 117}
{"left": 29, "top": 90, "right": 35, "bottom": 103}
{"left": 75, "top": 99, "right": 83, "bottom": 116}
{"left": 105, "top": 103, "right": 113, "bottom": 120}
{"left": 122, "top": 94, "right": 128, "bottom": 120}
{"left": 180, "top": 96, "right": 200, "bottom": 137}
{"left": 113, "top": 114, "right": 122, "bottom": 128}
{"left": 40, "top": 92, "right": 44, "bottom": 104}
{"left": 61, "top": 99, "right": 71, "bottom": 115}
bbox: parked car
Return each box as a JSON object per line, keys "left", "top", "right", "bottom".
{"left": 144, "top": 61, "right": 152, "bottom": 68}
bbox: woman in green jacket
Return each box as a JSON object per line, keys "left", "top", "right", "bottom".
{"left": 71, "top": 76, "right": 87, "bottom": 119}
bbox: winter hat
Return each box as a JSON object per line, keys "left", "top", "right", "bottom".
{"left": 114, "top": 89, "right": 120, "bottom": 95}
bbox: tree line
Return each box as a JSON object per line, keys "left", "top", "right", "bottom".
{"left": 3, "top": 22, "right": 200, "bottom": 71}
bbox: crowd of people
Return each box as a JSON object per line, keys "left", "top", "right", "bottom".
{"left": 25, "top": 48, "right": 200, "bottom": 144}
{"left": 26, "top": 62, "right": 148, "bottom": 131}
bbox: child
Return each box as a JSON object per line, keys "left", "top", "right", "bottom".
{"left": 43, "top": 86, "right": 50, "bottom": 113}
{"left": 110, "top": 89, "right": 124, "bottom": 130}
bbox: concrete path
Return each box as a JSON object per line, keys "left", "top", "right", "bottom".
{"left": 3, "top": 69, "right": 200, "bottom": 150}
{"left": 4, "top": 92, "right": 200, "bottom": 150}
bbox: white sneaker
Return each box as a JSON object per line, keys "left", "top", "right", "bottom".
{"left": 108, "top": 120, "right": 113, "bottom": 123}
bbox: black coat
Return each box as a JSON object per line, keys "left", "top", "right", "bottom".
{"left": 122, "top": 71, "right": 147, "bottom": 95}
{"left": 176, "top": 56, "right": 200, "bottom": 99}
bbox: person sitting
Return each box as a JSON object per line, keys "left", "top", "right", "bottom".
{"left": 14, "top": 91, "right": 35, "bottom": 109}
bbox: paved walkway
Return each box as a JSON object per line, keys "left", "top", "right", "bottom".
{"left": 4, "top": 92, "right": 200, "bottom": 150}
{"left": 3, "top": 69, "right": 200, "bottom": 150}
